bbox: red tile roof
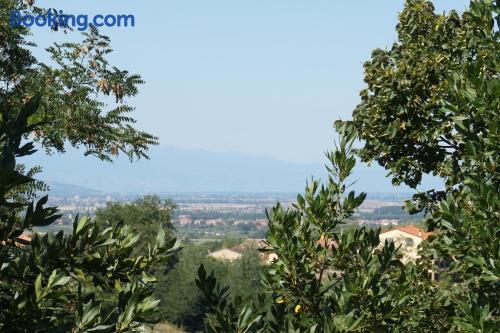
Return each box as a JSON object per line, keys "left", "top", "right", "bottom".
{"left": 1, "top": 232, "right": 31, "bottom": 247}
{"left": 381, "top": 225, "right": 433, "bottom": 240}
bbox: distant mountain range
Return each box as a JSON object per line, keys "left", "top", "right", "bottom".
{"left": 46, "top": 181, "right": 104, "bottom": 197}
{"left": 23, "top": 146, "right": 442, "bottom": 194}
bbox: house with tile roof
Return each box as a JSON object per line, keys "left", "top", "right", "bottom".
{"left": 208, "top": 239, "right": 277, "bottom": 264}
{"left": 379, "top": 225, "right": 433, "bottom": 263}
{"left": 1, "top": 231, "right": 31, "bottom": 247}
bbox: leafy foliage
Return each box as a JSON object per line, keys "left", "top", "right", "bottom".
{"left": 340, "top": 0, "right": 498, "bottom": 191}
{"left": 0, "top": 96, "right": 180, "bottom": 332}
{"left": 338, "top": 0, "right": 500, "bottom": 330}
{"left": 197, "top": 134, "right": 412, "bottom": 332}
{"left": 0, "top": 1, "right": 180, "bottom": 331}
{"left": 1, "top": 0, "right": 158, "bottom": 161}
{"left": 95, "top": 195, "right": 176, "bottom": 256}
{"left": 158, "top": 243, "right": 264, "bottom": 332}
{"left": 197, "top": 1, "right": 499, "bottom": 332}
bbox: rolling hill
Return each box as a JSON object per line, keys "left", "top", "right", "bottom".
{"left": 24, "top": 146, "right": 441, "bottom": 194}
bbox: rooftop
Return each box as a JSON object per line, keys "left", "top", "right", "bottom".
{"left": 381, "top": 225, "right": 433, "bottom": 240}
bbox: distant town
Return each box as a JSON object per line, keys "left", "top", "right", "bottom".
{"left": 38, "top": 183, "right": 424, "bottom": 240}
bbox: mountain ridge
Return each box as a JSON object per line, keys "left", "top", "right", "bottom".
{"left": 25, "top": 145, "right": 441, "bottom": 194}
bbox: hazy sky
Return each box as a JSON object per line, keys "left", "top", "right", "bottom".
{"left": 33, "top": 0, "right": 469, "bottom": 164}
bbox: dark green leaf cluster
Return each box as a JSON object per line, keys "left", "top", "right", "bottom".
{"left": 337, "top": 1, "right": 500, "bottom": 329}
{"left": 95, "top": 195, "right": 176, "bottom": 256}
{"left": 341, "top": 0, "right": 498, "bottom": 191}
{"left": 197, "top": 264, "right": 267, "bottom": 333}
{"left": 196, "top": 1, "right": 499, "bottom": 332}
{"left": 0, "top": 2, "right": 180, "bottom": 330}
{"left": 155, "top": 242, "right": 263, "bottom": 331}
{"left": 197, "top": 135, "right": 412, "bottom": 332}
{"left": 0, "top": 95, "right": 180, "bottom": 332}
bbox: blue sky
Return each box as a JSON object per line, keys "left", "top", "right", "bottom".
{"left": 32, "top": 0, "right": 469, "bottom": 164}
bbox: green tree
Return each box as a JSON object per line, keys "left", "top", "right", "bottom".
{"left": 197, "top": 134, "right": 409, "bottom": 332}
{"left": 0, "top": 95, "right": 179, "bottom": 332}
{"left": 339, "top": 0, "right": 498, "bottom": 207}
{"left": 95, "top": 195, "right": 176, "bottom": 255}
{"left": 154, "top": 241, "right": 264, "bottom": 332}
{"left": 156, "top": 242, "right": 216, "bottom": 332}
{"left": 196, "top": 1, "right": 499, "bottom": 332}
{"left": 0, "top": 1, "right": 180, "bottom": 331}
{"left": 1, "top": 0, "right": 157, "bottom": 161}
{"left": 339, "top": 0, "right": 499, "bottom": 330}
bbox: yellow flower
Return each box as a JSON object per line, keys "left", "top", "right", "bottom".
{"left": 294, "top": 304, "right": 302, "bottom": 314}
{"left": 275, "top": 297, "right": 284, "bottom": 304}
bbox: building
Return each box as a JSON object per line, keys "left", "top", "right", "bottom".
{"left": 208, "top": 248, "right": 243, "bottom": 261}
{"left": 1, "top": 232, "right": 32, "bottom": 247}
{"left": 178, "top": 215, "right": 192, "bottom": 225}
{"left": 379, "top": 225, "right": 433, "bottom": 263}
{"left": 208, "top": 239, "right": 277, "bottom": 264}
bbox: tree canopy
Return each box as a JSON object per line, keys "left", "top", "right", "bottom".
{"left": 1, "top": 0, "right": 498, "bottom": 331}
{"left": 95, "top": 195, "right": 176, "bottom": 255}
{"left": 197, "top": 1, "right": 499, "bottom": 331}
{"left": 0, "top": 1, "right": 179, "bottom": 331}
{"left": 1, "top": 0, "right": 157, "bottom": 161}
{"left": 339, "top": 0, "right": 498, "bottom": 194}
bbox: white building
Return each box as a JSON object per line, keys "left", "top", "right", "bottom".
{"left": 379, "top": 225, "right": 433, "bottom": 263}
